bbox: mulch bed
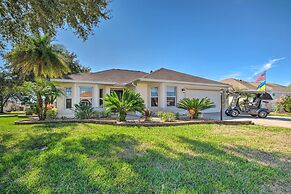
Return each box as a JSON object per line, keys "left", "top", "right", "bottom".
{"left": 15, "top": 119, "right": 254, "bottom": 126}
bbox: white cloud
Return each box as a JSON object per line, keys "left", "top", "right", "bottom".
{"left": 254, "top": 57, "right": 285, "bottom": 76}
{"left": 220, "top": 72, "right": 241, "bottom": 80}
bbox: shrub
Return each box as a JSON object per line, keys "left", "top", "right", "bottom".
{"left": 175, "top": 112, "right": 180, "bottom": 120}
{"left": 100, "top": 111, "right": 111, "bottom": 118}
{"left": 158, "top": 111, "right": 175, "bottom": 122}
{"left": 25, "top": 108, "right": 33, "bottom": 115}
{"left": 276, "top": 96, "right": 291, "bottom": 113}
{"left": 144, "top": 109, "right": 152, "bottom": 121}
{"left": 177, "top": 97, "right": 214, "bottom": 119}
{"left": 74, "top": 103, "right": 95, "bottom": 119}
{"left": 103, "top": 89, "right": 145, "bottom": 121}
{"left": 47, "top": 108, "right": 57, "bottom": 119}
{"left": 91, "top": 111, "right": 100, "bottom": 119}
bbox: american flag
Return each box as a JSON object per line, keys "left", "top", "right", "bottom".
{"left": 255, "top": 71, "right": 266, "bottom": 82}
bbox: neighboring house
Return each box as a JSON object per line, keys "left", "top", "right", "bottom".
{"left": 52, "top": 68, "right": 229, "bottom": 118}
{"left": 3, "top": 99, "right": 26, "bottom": 112}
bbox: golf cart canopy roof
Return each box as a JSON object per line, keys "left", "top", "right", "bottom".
{"left": 231, "top": 90, "right": 273, "bottom": 100}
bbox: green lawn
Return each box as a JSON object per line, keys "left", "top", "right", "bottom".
{"left": 270, "top": 112, "right": 291, "bottom": 117}
{"left": 0, "top": 117, "right": 290, "bottom": 193}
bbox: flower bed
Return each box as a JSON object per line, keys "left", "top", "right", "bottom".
{"left": 15, "top": 118, "right": 254, "bottom": 126}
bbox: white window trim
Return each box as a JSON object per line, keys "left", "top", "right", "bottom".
{"left": 150, "top": 87, "right": 159, "bottom": 107}
{"left": 65, "top": 87, "right": 72, "bottom": 109}
{"left": 166, "top": 86, "right": 177, "bottom": 107}
{"left": 79, "top": 87, "right": 93, "bottom": 106}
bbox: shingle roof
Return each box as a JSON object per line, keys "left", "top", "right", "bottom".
{"left": 141, "top": 68, "right": 225, "bottom": 85}
{"left": 60, "top": 68, "right": 227, "bottom": 86}
{"left": 220, "top": 78, "right": 257, "bottom": 90}
{"left": 63, "top": 69, "right": 148, "bottom": 85}
{"left": 221, "top": 78, "right": 290, "bottom": 92}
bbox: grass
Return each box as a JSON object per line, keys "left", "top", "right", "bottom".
{"left": 270, "top": 112, "right": 291, "bottom": 117}
{"left": 0, "top": 116, "right": 290, "bottom": 193}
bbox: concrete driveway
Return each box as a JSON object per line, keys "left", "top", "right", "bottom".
{"left": 203, "top": 113, "right": 291, "bottom": 128}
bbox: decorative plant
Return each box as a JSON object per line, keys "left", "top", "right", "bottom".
{"left": 177, "top": 97, "right": 215, "bottom": 119}
{"left": 19, "top": 78, "right": 63, "bottom": 120}
{"left": 277, "top": 96, "right": 291, "bottom": 113}
{"left": 103, "top": 89, "right": 145, "bottom": 121}
{"left": 158, "top": 111, "right": 175, "bottom": 122}
{"left": 74, "top": 103, "right": 95, "bottom": 119}
{"left": 175, "top": 112, "right": 180, "bottom": 120}
{"left": 144, "top": 109, "right": 152, "bottom": 121}
{"left": 47, "top": 108, "right": 58, "bottom": 119}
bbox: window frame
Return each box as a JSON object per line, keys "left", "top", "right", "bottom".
{"left": 79, "top": 86, "right": 93, "bottom": 106}
{"left": 166, "top": 86, "right": 177, "bottom": 107}
{"left": 65, "top": 87, "right": 72, "bottom": 109}
{"left": 150, "top": 87, "right": 159, "bottom": 107}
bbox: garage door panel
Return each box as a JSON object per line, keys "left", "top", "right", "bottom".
{"left": 185, "top": 90, "right": 220, "bottom": 112}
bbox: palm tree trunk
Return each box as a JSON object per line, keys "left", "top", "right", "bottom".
{"left": 37, "top": 94, "right": 44, "bottom": 120}
{"left": 188, "top": 109, "right": 195, "bottom": 120}
{"left": 118, "top": 111, "right": 127, "bottom": 122}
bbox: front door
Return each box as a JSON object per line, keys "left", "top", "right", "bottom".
{"left": 110, "top": 89, "right": 123, "bottom": 100}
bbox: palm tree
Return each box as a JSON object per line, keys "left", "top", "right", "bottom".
{"left": 20, "top": 78, "right": 63, "bottom": 120}
{"left": 5, "top": 35, "right": 70, "bottom": 79}
{"left": 177, "top": 97, "right": 215, "bottom": 119}
{"left": 103, "top": 89, "right": 145, "bottom": 121}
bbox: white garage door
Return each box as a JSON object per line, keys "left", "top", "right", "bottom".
{"left": 185, "top": 90, "right": 220, "bottom": 113}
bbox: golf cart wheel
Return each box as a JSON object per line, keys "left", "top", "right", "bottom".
{"left": 258, "top": 111, "right": 268, "bottom": 118}
{"left": 230, "top": 109, "right": 239, "bottom": 117}
{"left": 225, "top": 110, "right": 230, "bottom": 116}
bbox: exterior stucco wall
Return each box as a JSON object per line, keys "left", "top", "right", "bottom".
{"left": 55, "top": 81, "right": 228, "bottom": 118}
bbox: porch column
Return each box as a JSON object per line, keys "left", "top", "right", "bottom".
{"left": 92, "top": 85, "right": 99, "bottom": 107}
{"left": 159, "top": 83, "right": 167, "bottom": 109}
{"left": 73, "top": 83, "right": 79, "bottom": 106}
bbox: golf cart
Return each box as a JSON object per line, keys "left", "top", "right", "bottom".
{"left": 225, "top": 90, "right": 273, "bottom": 118}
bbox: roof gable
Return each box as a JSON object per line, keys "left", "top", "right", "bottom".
{"left": 64, "top": 69, "right": 148, "bottom": 85}
{"left": 142, "top": 68, "right": 225, "bottom": 85}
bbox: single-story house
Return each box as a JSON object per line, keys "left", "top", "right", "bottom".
{"left": 52, "top": 68, "right": 229, "bottom": 118}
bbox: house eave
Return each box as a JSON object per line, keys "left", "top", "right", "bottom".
{"left": 136, "top": 78, "right": 229, "bottom": 87}
{"left": 51, "top": 79, "right": 120, "bottom": 85}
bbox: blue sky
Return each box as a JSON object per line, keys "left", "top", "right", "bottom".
{"left": 3, "top": 0, "right": 291, "bottom": 85}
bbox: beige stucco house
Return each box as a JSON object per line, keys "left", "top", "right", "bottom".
{"left": 52, "top": 68, "right": 229, "bottom": 118}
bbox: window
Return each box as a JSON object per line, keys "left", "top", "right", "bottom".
{"left": 150, "top": 87, "right": 158, "bottom": 107}
{"left": 80, "top": 87, "right": 93, "bottom": 106}
{"left": 65, "top": 88, "right": 72, "bottom": 109}
{"left": 99, "top": 89, "right": 104, "bottom": 106}
{"left": 66, "top": 99, "right": 72, "bottom": 109}
{"left": 167, "top": 86, "right": 176, "bottom": 106}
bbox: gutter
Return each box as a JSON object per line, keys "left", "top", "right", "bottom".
{"left": 51, "top": 79, "right": 119, "bottom": 85}
{"left": 135, "top": 78, "right": 229, "bottom": 87}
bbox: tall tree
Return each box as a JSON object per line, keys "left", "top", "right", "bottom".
{"left": 0, "top": 0, "right": 109, "bottom": 54}
{"left": 0, "top": 67, "right": 21, "bottom": 113}
{"left": 53, "top": 45, "right": 91, "bottom": 74}
{"left": 5, "top": 35, "right": 71, "bottom": 79}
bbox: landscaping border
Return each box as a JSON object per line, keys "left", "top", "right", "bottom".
{"left": 15, "top": 119, "right": 254, "bottom": 126}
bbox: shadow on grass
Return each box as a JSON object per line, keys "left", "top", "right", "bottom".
{"left": 31, "top": 123, "right": 79, "bottom": 131}
{"left": 1, "top": 133, "right": 290, "bottom": 193}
